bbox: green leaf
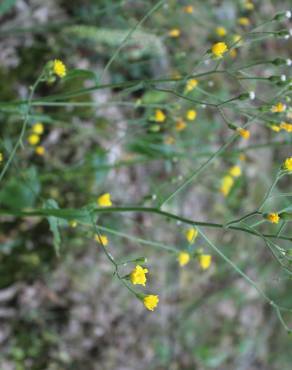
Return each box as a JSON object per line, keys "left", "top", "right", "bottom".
{"left": 0, "top": 0, "right": 17, "bottom": 16}
{"left": 62, "top": 68, "right": 98, "bottom": 83}
{"left": 44, "top": 199, "right": 62, "bottom": 256}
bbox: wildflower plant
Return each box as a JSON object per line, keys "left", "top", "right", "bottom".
{"left": 0, "top": 0, "right": 292, "bottom": 367}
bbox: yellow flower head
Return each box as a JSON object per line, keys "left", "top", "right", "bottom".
{"left": 185, "top": 78, "right": 198, "bottom": 93}
{"left": 97, "top": 193, "right": 112, "bottom": 207}
{"left": 185, "top": 227, "right": 198, "bottom": 244}
{"left": 270, "top": 125, "right": 281, "bottom": 132}
{"left": 229, "top": 165, "right": 241, "bottom": 178}
{"left": 229, "top": 49, "right": 237, "bottom": 58}
{"left": 237, "top": 128, "right": 250, "bottom": 140}
{"left": 267, "top": 213, "right": 280, "bottom": 224}
{"left": 28, "top": 134, "right": 40, "bottom": 146}
{"left": 32, "top": 122, "right": 44, "bottom": 135}
{"left": 238, "top": 17, "right": 250, "bottom": 26}
{"left": 244, "top": 1, "right": 254, "bottom": 10}
{"left": 94, "top": 234, "right": 109, "bottom": 246}
{"left": 183, "top": 5, "right": 194, "bottom": 14}
{"left": 280, "top": 122, "right": 292, "bottom": 132}
{"left": 199, "top": 254, "right": 212, "bottom": 270}
{"left": 0, "top": 152, "right": 3, "bottom": 163}
{"left": 211, "top": 42, "right": 228, "bottom": 58}
{"left": 53, "top": 59, "right": 66, "bottom": 78}
{"left": 69, "top": 220, "right": 78, "bottom": 228}
{"left": 220, "top": 175, "right": 234, "bottom": 196}
{"left": 130, "top": 265, "right": 148, "bottom": 286}
{"left": 283, "top": 157, "right": 292, "bottom": 171}
{"left": 186, "top": 109, "right": 197, "bottom": 121}
{"left": 175, "top": 119, "right": 187, "bottom": 131}
{"left": 168, "top": 28, "right": 181, "bottom": 38}
{"left": 177, "top": 252, "right": 190, "bottom": 267}
{"left": 143, "top": 295, "right": 159, "bottom": 311}
{"left": 215, "top": 26, "right": 227, "bottom": 37}
{"left": 154, "top": 109, "right": 166, "bottom": 123}
{"left": 35, "top": 146, "right": 45, "bottom": 156}
{"left": 271, "top": 102, "right": 286, "bottom": 113}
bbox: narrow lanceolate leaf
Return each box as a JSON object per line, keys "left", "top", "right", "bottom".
{"left": 44, "top": 199, "right": 62, "bottom": 257}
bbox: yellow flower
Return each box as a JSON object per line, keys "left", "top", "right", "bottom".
{"left": 238, "top": 17, "right": 250, "bottom": 26}
{"left": 186, "top": 109, "right": 197, "bottom": 121}
{"left": 130, "top": 265, "right": 148, "bottom": 286}
{"left": 283, "top": 157, "right": 292, "bottom": 171}
{"left": 220, "top": 175, "right": 234, "bottom": 196}
{"left": 94, "top": 234, "right": 109, "bottom": 246}
{"left": 69, "top": 220, "right": 78, "bottom": 228}
{"left": 211, "top": 42, "right": 228, "bottom": 58}
{"left": 97, "top": 193, "right": 112, "bottom": 207}
{"left": 53, "top": 59, "right": 66, "bottom": 78}
{"left": 185, "top": 78, "right": 198, "bottom": 93}
{"left": 215, "top": 26, "right": 227, "bottom": 37}
{"left": 177, "top": 252, "right": 190, "bottom": 267}
{"left": 237, "top": 128, "right": 250, "bottom": 140}
{"left": 183, "top": 5, "right": 194, "bottom": 14}
{"left": 154, "top": 109, "right": 166, "bottom": 123}
{"left": 175, "top": 119, "right": 187, "bottom": 131}
{"left": 229, "top": 49, "right": 237, "bottom": 58}
{"left": 0, "top": 152, "right": 3, "bottom": 163}
{"left": 32, "top": 122, "right": 44, "bottom": 135}
{"left": 244, "top": 1, "right": 254, "bottom": 10}
{"left": 185, "top": 227, "right": 198, "bottom": 244}
{"left": 271, "top": 102, "right": 286, "bottom": 113}
{"left": 28, "top": 134, "right": 40, "bottom": 146}
{"left": 168, "top": 28, "right": 181, "bottom": 38}
{"left": 143, "top": 295, "right": 159, "bottom": 311}
{"left": 270, "top": 125, "right": 281, "bottom": 132}
{"left": 35, "top": 146, "right": 45, "bottom": 156}
{"left": 267, "top": 213, "right": 280, "bottom": 224}
{"left": 165, "top": 136, "right": 175, "bottom": 145}
{"left": 280, "top": 122, "right": 292, "bottom": 132}
{"left": 239, "top": 153, "right": 246, "bottom": 161}
{"left": 229, "top": 165, "right": 241, "bottom": 178}
{"left": 199, "top": 254, "right": 212, "bottom": 270}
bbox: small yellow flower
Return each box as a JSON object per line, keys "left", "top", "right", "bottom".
{"left": 32, "top": 122, "right": 44, "bottom": 135}
{"left": 267, "top": 213, "right": 280, "bottom": 224}
{"left": 53, "top": 59, "right": 66, "bottom": 78}
{"left": 229, "top": 165, "right": 241, "bottom": 178}
{"left": 183, "top": 5, "right": 194, "bottom": 14}
{"left": 185, "top": 227, "right": 198, "bottom": 244}
{"left": 154, "top": 109, "right": 166, "bottom": 123}
{"left": 0, "top": 152, "right": 3, "bottom": 163}
{"left": 238, "top": 17, "right": 250, "bottom": 26}
{"left": 270, "top": 125, "right": 281, "bottom": 132}
{"left": 185, "top": 78, "right": 198, "bottom": 93}
{"left": 211, "top": 42, "right": 228, "bottom": 58}
{"left": 283, "top": 157, "right": 292, "bottom": 171}
{"left": 35, "top": 146, "right": 45, "bottom": 156}
{"left": 177, "top": 252, "right": 190, "bottom": 267}
{"left": 143, "top": 295, "right": 159, "bottom": 311}
{"left": 94, "top": 234, "right": 109, "bottom": 246}
{"left": 168, "top": 28, "right": 181, "bottom": 38}
{"left": 215, "top": 26, "right": 227, "bottom": 37}
{"left": 28, "top": 134, "right": 40, "bottom": 146}
{"left": 229, "top": 49, "right": 237, "bottom": 58}
{"left": 69, "top": 220, "right": 78, "bottom": 228}
{"left": 165, "top": 136, "right": 175, "bottom": 145}
{"left": 97, "top": 193, "right": 112, "bottom": 207}
{"left": 175, "top": 119, "right": 187, "bottom": 131}
{"left": 239, "top": 153, "right": 246, "bottom": 161}
{"left": 220, "top": 175, "right": 234, "bottom": 196}
{"left": 271, "top": 102, "right": 286, "bottom": 113}
{"left": 280, "top": 122, "right": 292, "bottom": 132}
{"left": 237, "top": 128, "right": 250, "bottom": 140}
{"left": 130, "top": 265, "right": 148, "bottom": 286}
{"left": 244, "top": 1, "right": 254, "bottom": 10}
{"left": 199, "top": 254, "right": 212, "bottom": 270}
{"left": 186, "top": 109, "right": 197, "bottom": 121}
